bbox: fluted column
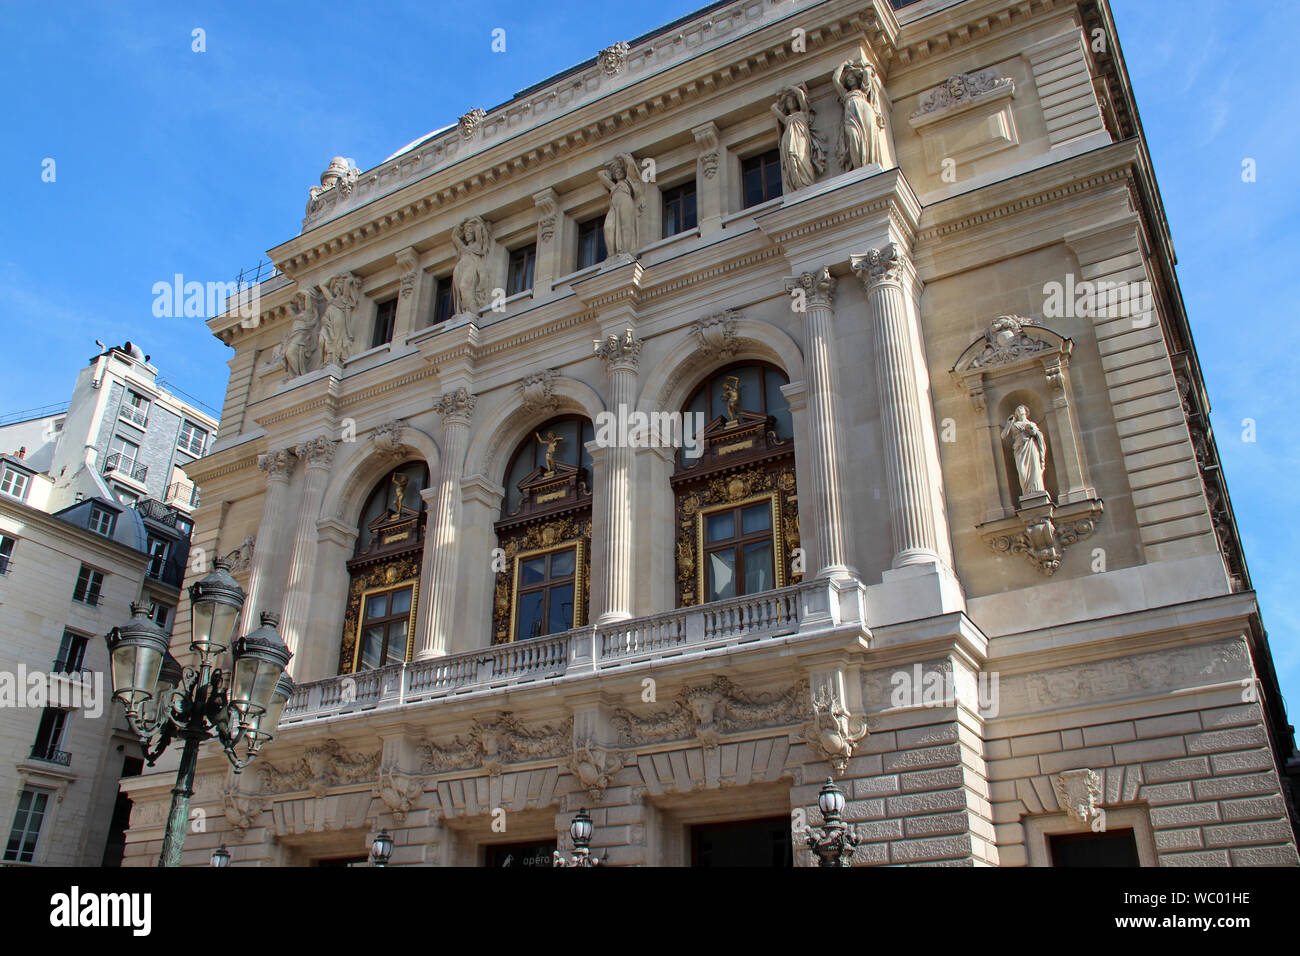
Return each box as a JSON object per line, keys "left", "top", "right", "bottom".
{"left": 416, "top": 387, "right": 476, "bottom": 659}
{"left": 241, "top": 448, "right": 297, "bottom": 632}
{"left": 279, "top": 435, "right": 336, "bottom": 668}
{"left": 784, "top": 267, "right": 857, "bottom": 581}
{"left": 594, "top": 331, "right": 641, "bottom": 624}
{"left": 851, "top": 243, "right": 940, "bottom": 568}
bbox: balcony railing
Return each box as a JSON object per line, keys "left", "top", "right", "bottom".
{"left": 165, "top": 482, "right": 200, "bottom": 508}
{"left": 119, "top": 404, "right": 148, "bottom": 429}
{"left": 280, "top": 583, "right": 818, "bottom": 727}
{"left": 102, "top": 453, "right": 147, "bottom": 484}
{"left": 28, "top": 745, "right": 71, "bottom": 766}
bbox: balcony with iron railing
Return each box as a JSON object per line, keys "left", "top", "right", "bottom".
{"left": 118, "top": 404, "right": 149, "bottom": 429}
{"left": 102, "top": 452, "right": 147, "bottom": 485}
{"left": 278, "top": 580, "right": 860, "bottom": 728}
{"left": 28, "top": 745, "right": 71, "bottom": 766}
{"left": 164, "top": 482, "right": 200, "bottom": 509}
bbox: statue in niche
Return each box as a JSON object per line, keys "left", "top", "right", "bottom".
{"left": 280, "top": 290, "right": 322, "bottom": 377}
{"left": 451, "top": 216, "right": 495, "bottom": 315}
{"left": 597, "top": 153, "right": 645, "bottom": 258}
{"left": 771, "top": 85, "right": 826, "bottom": 192}
{"left": 833, "top": 57, "right": 887, "bottom": 171}
{"left": 391, "top": 473, "right": 408, "bottom": 515}
{"left": 721, "top": 376, "right": 741, "bottom": 426}
{"left": 318, "top": 273, "right": 360, "bottom": 367}
{"left": 1002, "top": 405, "right": 1048, "bottom": 500}
{"left": 537, "top": 430, "right": 564, "bottom": 475}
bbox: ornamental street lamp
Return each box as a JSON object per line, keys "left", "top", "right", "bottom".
{"left": 370, "top": 830, "right": 394, "bottom": 867}
{"left": 210, "top": 844, "right": 231, "bottom": 868}
{"left": 553, "top": 808, "right": 600, "bottom": 867}
{"left": 804, "top": 778, "right": 859, "bottom": 867}
{"left": 104, "top": 559, "right": 294, "bottom": 867}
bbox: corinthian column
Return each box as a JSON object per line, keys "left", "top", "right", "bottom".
{"left": 851, "top": 243, "right": 940, "bottom": 568}
{"left": 241, "top": 449, "right": 297, "bottom": 632}
{"left": 415, "top": 387, "right": 476, "bottom": 659}
{"left": 784, "top": 267, "right": 857, "bottom": 582}
{"left": 593, "top": 330, "right": 641, "bottom": 624}
{"left": 279, "top": 435, "right": 336, "bottom": 668}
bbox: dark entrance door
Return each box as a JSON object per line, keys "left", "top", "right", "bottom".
{"left": 690, "top": 816, "right": 793, "bottom": 867}
{"left": 1048, "top": 828, "right": 1140, "bottom": 866}
{"left": 485, "top": 839, "right": 557, "bottom": 867}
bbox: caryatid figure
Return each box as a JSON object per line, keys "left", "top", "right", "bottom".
{"left": 833, "top": 57, "right": 887, "bottom": 171}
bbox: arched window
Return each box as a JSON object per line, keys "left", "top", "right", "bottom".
{"left": 672, "top": 362, "right": 799, "bottom": 607}
{"left": 492, "top": 416, "right": 594, "bottom": 643}
{"left": 338, "top": 462, "right": 428, "bottom": 673}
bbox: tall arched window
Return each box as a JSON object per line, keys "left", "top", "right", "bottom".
{"left": 339, "top": 461, "right": 428, "bottom": 672}
{"left": 492, "top": 415, "right": 594, "bottom": 643}
{"left": 672, "top": 362, "right": 799, "bottom": 607}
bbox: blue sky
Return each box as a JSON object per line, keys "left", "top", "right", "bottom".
{"left": 1, "top": 2, "right": 1295, "bottom": 717}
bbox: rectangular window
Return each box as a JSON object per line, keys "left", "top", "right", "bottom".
{"left": 357, "top": 584, "right": 414, "bottom": 669}
{"left": 31, "top": 708, "right": 69, "bottom": 763}
{"left": 506, "top": 244, "right": 537, "bottom": 297}
{"left": 741, "top": 149, "right": 783, "bottom": 208}
{"left": 54, "top": 630, "right": 89, "bottom": 673}
{"left": 120, "top": 390, "right": 149, "bottom": 428}
{"left": 72, "top": 565, "right": 104, "bottom": 605}
{"left": 178, "top": 421, "right": 207, "bottom": 457}
{"left": 107, "top": 435, "right": 139, "bottom": 477}
{"left": 1048, "top": 829, "right": 1140, "bottom": 867}
{"left": 662, "top": 181, "right": 698, "bottom": 237}
{"left": 514, "top": 546, "right": 578, "bottom": 641}
{"left": 702, "top": 500, "right": 776, "bottom": 603}
{"left": 4, "top": 788, "right": 52, "bottom": 863}
{"left": 149, "top": 601, "right": 173, "bottom": 631}
{"left": 0, "top": 534, "right": 14, "bottom": 574}
{"left": 371, "top": 297, "right": 398, "bottom": 348}
{"left": 576, "top": 217, "right": 607, "bottom": 270}
{"left": 89, "top": 505, "right": 117, "bottom": 537}
{"left": 0, "top": 467, "right": 30, "bottom": 501}
{"left": 146, "top": 536, "right": 169, "bottom": 579}
{"left": 432, "top": 276, "right": 454, "bottom": 325}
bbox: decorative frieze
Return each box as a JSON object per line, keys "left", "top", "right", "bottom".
{"left": 257, "top": 739, "right": 381, "bottom": 796}
{"left": 910, "top": 68, "right": 1015, "bottom": 120}
{"left": 418, "top": 712, "right": 575, "bottom": 776}
{"left": 609, "top": 676, "right": 809, "bottom": 750}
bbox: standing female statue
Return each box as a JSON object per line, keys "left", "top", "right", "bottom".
{"left": 598, "top": 153, "right": 644, "bottom": 258}
{"left": 1002, "top": 405, "right": 1049, "bottom": 499}
{"left": 770, "top": 86, "right": 826, "bottom": 192}
{"left": 451, "top": 216, "right": 495, "bottom": 315}
{"left": 318, "top": 274, "right": 360, "bottom": 367}
{"left": 280, "top": 290, "right": 321, "bottom": 377}
{"left": 833, "top": 57, "right": 887, "bottom": 171}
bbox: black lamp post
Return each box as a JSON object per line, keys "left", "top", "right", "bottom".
{"left": 805, "top": 778, "right": 859, "bottom": 867}
{"left": 104, "top": 559, "right": 294, "bottom": 867}
{"left": 553, "top": 808, "right": 600, "bottom": 867}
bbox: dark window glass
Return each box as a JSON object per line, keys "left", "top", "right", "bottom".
{"left": 501, "top": 416, "right": 594, "bottom": 516}
{"left": 680, "top": 362, "right": 791, "bottom": 468}
{"left": 662, "top": 181, "right": 698, "bottom": 237}
{"left": 433, "top": 276, "right": 455, "bottom": 325}
{"left": 354, "top": 462, "right": 429, "bottom": 555}
{"left": 702, "top": 500, "right": 775, "bottom": 603}
{"left": 31, "top": 708, "right": 69, "bottom": 761}
{"left": 576, "top": 217, "right": 607, "bottom": 270}
{"left": 4, "top": 788, "right": 51, "bottom": 863}
{"left": 691, "top": 817, "right": 792, "bottom": 867}
{"left": 741, "top": 149, "right": 782, "bottom": 208}
{"left": 0, "top": 534, "right": 14, "bottom": 574}
{"left": 485, "top": 840, "right": 557, "bottom": 867}
{"left": 372, "top": 298, "right": 398, "bottom": 347}
{"left": 177, "top": 422, "right": 207, "bottom": 457}
{"left": 358, "top": 585, "right": 413, "bottom": 669}
{"left": 146, "top": 536, "right": 168, "bottom": 578}
{"left": 1049, "top": 829, "right": 1140, "bottom": 867}
{"left": 73, "top": 565, "right": 103, "bottom": 605}
{"left": 514, "top": 547, "right": 577, "bottom": 640}
{"left": 506, "top": 244, "right": 537, "bottom": 297}
{"left": 89, "top": 506, "right": 116, "bottom": 537}
{"left": 53, "top": 631, "right": 88, "bottom": 672}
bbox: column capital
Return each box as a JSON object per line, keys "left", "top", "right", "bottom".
{"left": 435, "top": 386, "right": 477, "bottom": 426}
{"left": 532, "top": 188, "right": 559, "bottom": 244}
{"left": 785, "top": 265, "right": 837, "bottom": 309}
{"left": 851, "top": 242, "right": 907, "bottom": 290}
{"left": 692, "top": 121, "right": 721, "bottom": 179}
{"left": 294, "top": 435, "right": 338, "bottom": 469}
{"left": 593, "top": 329, "right": 643, "bottom": 373}
{"left": 395, "top": 247, "right": 420, "bottom": 300}
{"left": 258, "top": 447, "right": 297, "bottom": 482}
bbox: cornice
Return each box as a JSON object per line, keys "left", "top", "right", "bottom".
{"left": 184, "top": 450, "right": 262, "bottom": 485}
{"left": 890, "top": 0, "right": 1075, "bottom": 69}
{"left": 0, "top": 498, "right": 152, "bottom": 570}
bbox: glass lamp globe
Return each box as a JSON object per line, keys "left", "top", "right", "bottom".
{"left": 104, "top": 604, "right": 171, "bottom": 712}
{"left": 188, "top": 558, "right": 245, "bottom": 664}
{"left": 228, "top": 612, "right": 292, "bottom": 726}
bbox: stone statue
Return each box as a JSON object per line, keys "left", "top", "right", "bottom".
{"left": 721, "top": 376, "right": 741, "bottom": 426}
{"left": 1002, "top": 405, "right": 1048, "bottom": 499}
{"left": 597, "top": 153, "right": 645, "bottom": 258}
{"left": 280, "top": 290, "right": 321, "bottom": 377}
{"left": 391, "top": 472, "right": 408, "bottom": 515}
{"left": 451, "top": 216, "right": 494, "bottom": 315}
{"left": 833, "top": 57, "right": 887, "bottom": 171}
{"left": 537, "top": 430, "right": 564, "bottom": 474}
{"left": 771, "top": 85, "right": 826, "bottom": 192}
{"left": 318, "top": 273, "right": 360, "bottom": 367}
